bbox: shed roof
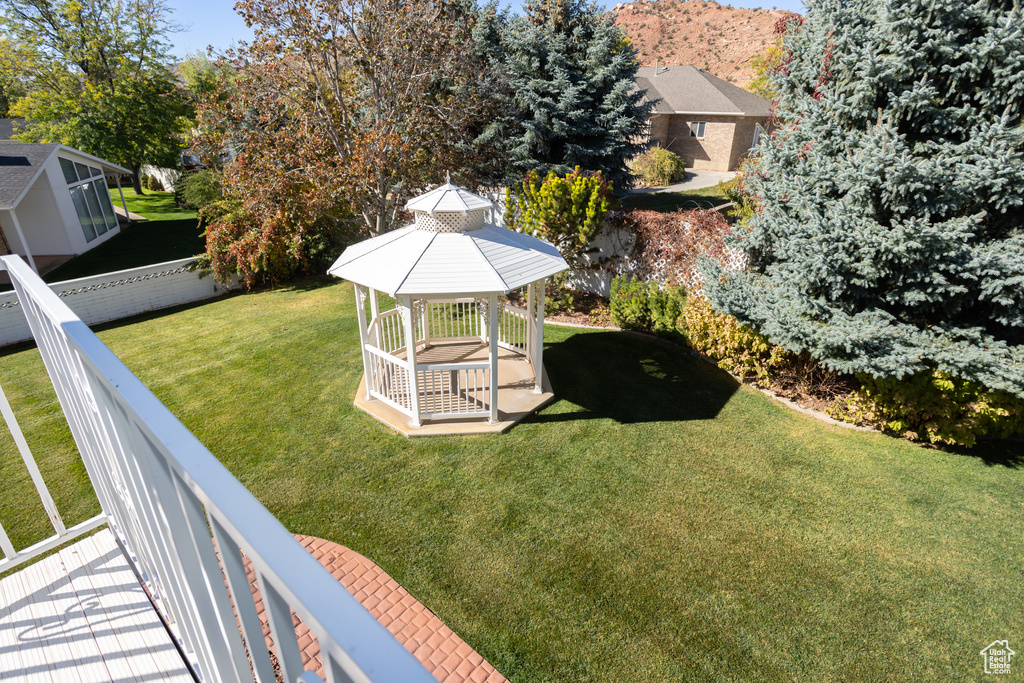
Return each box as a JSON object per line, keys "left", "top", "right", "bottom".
{"left": 636, "top": 65, "right": 770, "bottom": 116}
{"left": 328, "top": 223, "right": 568, "bottom": 295}
{"left": 0, "top": 142, "right": 130, "bottom": 210}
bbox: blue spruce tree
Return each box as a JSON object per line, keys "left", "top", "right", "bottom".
{"left": 495, "top": 0, "right": 652, "bottom": 190}
{"left": 703, "top": 0, "right": 1024, "bottom": 398}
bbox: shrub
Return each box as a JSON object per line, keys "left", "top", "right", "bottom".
{"left": 505, "top": 167, "right": 612, "bottom": 267}
{"left": 610, "top": 276, "right": 686, "bottom": 338}
{"left": 650, "top": 285, "right": 686, "bottom": 338}
{"left": 177, "top": 169, "right": 224, "bottom": 211}
{"left": 545, "top": 276, "right": 576, "bottom": 316}
{"left": 829, "top": 372, "right": 1024, "bottom": 447}
{"left": 141, "top": 174, "right": 164, "bottom": 192}
{"left": 682, "top": 294, "right": 792, "bottom": 382}
{"left": 610, "top": 276, "right": 654, "bottom": 330}
{"left": 717, "top": 172, "right": 755, "bottom": 224}
{"left": 630, "top": 148, "right": 686, "bottom": 187}
{"left": 198, "top": 198, "right": 351, "bottom": 289}
{"left": 614, "top": 208, "right": 736, "bottom": 289}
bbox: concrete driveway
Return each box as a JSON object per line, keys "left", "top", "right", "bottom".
{"left": 630, "top": 169, "right": 738, "bottom": 194}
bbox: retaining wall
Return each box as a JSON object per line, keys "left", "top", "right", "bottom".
{"left": 1, "top": 257, "right": 238, "bottom": 348}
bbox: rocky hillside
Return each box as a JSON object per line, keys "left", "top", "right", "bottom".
{"left": 613, "top": 0, "right": 792, "bottom": 87}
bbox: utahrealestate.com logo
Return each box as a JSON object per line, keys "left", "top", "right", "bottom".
{"left": 981, "top": 640, "right": 1015, "bottom": 675}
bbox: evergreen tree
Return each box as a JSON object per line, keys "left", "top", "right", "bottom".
{"left": 702, "top": 0, "right": 1024, "bottom": 397}
{"left": 494, "top": 0, "right": 652, "bottom": 190}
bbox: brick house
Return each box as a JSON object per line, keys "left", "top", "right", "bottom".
{"left": 636, "top": 65, "right": 772, "bottom": 172}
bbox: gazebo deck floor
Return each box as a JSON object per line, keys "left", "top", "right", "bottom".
{"left": 355, "top": 340, "right": 555, "bottom": 437}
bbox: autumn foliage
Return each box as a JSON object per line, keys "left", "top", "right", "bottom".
{"left": 614, "top": 208, "right": 736, "bottom": 289}
{"left": 194, "top": 0, "right": 498, "bottom": 286}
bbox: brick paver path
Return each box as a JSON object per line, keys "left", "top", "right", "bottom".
{"left": 247, "top": 535, "right": 508, "bottom": 683}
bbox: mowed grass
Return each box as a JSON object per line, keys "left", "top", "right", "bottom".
{"left": 42, "top": 189, "right": 205, "bottom": 283}
{"left": 621, "top": 183, "right": 731, "bottom": 213}
{"left": 0, "top": 279, "right": 1021, "bottom": 681}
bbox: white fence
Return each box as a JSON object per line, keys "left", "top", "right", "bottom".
{"left": 0, "top": 254, "right": 433, "bottom": 683}
{"left": 0, "top": 257, "right": 237, "bottom": 348}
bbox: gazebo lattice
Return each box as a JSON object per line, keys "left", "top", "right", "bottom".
{"left": 329, "top": 182, "right": 568, "bottom": 432}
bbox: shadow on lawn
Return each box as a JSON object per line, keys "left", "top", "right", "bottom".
{"left": 536, "top": 330, "right": 738, "bottom": 424}
{"left": 945, "top": 439, "right": 1024, "bottom": 469}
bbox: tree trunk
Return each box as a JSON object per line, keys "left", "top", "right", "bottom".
{"left": 131, "top": 164, "right": 144, "bottom": 195}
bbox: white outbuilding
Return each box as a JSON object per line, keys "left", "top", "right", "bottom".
{"left": 0, "top": 142, "right": 130, "bottom": 273}
{"left": 328, "top": 182, "right": 568, "bottom": 435}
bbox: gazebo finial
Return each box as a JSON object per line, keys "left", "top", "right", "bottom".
{"left": 445, "top": 170, "right": 451, "bottom": 185}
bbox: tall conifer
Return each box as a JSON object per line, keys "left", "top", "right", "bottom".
{"left": 495, "top": 0, "right": 652, "bottom": 190}
{"left": 703, "top": 0, "right": 1024, "bottom": 396}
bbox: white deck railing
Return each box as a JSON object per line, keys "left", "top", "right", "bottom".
{"left": 0, "top": 255, "right": 434, "bottom": 683}
{"left": 0, "top": 385, "right": 107, "bottom": 571}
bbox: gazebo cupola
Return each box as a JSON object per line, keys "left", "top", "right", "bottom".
{"left": 328, "top": 181, "right": 568, "bottom": 435}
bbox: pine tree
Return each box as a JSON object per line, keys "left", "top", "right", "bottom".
{"left": 702, "top": 0, "right": 1024, "bottom": 397}
{"left": 494, "top": 0, "right": 652, "bottom": 190}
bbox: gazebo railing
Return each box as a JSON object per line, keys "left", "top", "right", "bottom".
{"left": 356, "top": 286, "right": 546, "bottom": 426}
{"left": 369, "top": 308, "right": 406, "bottom": 356}
{"left": 416, "top": 363, "right": 491, "bottom": 420}
{"left": 423, "top": 300, "right": 482, "bottom": 341}
{"left": 497, "top": 305, "right": 531, "bottom": 356}
{"left": 365, "top": 345, "right": 415, "bottom": 413}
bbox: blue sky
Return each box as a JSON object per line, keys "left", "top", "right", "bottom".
{"left": 166, "top": 0, "right": 806, "bottom": 59}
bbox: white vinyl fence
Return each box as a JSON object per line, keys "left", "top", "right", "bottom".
{"left": 0, "top": 257, "right": 237, "bottom": 348}
{"left": 0, "top": 254, "right": 433, "bottom": 682}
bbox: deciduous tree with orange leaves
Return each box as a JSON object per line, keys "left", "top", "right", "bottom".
{"left": 195, "top": 0, "right": 503, "bottom": 286}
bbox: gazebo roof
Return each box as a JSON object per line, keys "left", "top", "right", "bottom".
{"left": 328, "top": 222, "right": 568, "bottom": 296}
{"left": 404, "top": 182, "right": 493, "bottom": 214}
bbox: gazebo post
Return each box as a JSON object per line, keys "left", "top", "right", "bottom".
{"left": 368, "top": 287, "right": 379, "bottom": 320}
{"left": 401, "top": 295, "right": 422, "bottom": 427}
{"left": 354, "top": 284, "right": 373, "bottom": 401}
{"left": 533, "top": 280, "right": 546, "bottom": 394}
{"left": 526, "top": 283, "right": 536, "bottom": 363}
{"left": 420, "top": 299, "right": 431, "bottom": 349}
{"left": 488, "top": 292, "right": 499, "bottom": 424}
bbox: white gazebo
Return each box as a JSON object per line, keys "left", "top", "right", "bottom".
{"left": 328, "top": 182, "right": 568, "bottom": 435}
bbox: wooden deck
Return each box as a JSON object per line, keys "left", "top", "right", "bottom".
{"left": 0, "top": 529, "right": 193, "bottom": 683}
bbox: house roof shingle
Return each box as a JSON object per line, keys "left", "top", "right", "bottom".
{"left": 0, "top": 142, "right": 59, "bottom": 210}
{"left": 636, "top": 65, "right": 770, "bottom": 116}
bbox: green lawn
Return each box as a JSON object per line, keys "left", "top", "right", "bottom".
{"left": 0, "top": 279, "right": 1020, "bottom": 681}
{"left": 621, "top": 183, "right": 731, "bottom": 213}
{"left": 42, "top": 189, "right": 205, "bottom": 283}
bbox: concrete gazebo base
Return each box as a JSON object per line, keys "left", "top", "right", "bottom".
{"left": 353, "top": 342, "right": 555, "bottom": 437}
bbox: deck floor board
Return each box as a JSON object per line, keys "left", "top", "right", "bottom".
{"left": 0, "top": 529, "right": 193, "bottom": 683}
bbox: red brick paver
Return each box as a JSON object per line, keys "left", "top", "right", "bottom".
{"left": 245, "top": 535, "right": 508, "bottom": 683}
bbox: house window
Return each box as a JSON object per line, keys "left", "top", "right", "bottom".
{"left": 689, "top": 121, "right": 707, "bottom": 139}
{"left": 60, "top": 158, "right": 117, "bottom": 242}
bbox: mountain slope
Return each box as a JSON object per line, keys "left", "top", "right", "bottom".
{"left": 613, "top": 0, "right": 792, "bottom": 87}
